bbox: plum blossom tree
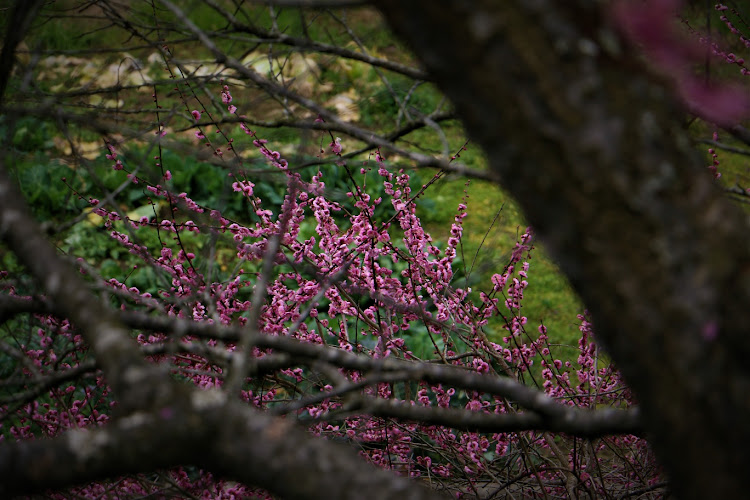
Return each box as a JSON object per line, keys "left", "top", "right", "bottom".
{"left": 0, "top": 0, "right": 748, "bottom": 499}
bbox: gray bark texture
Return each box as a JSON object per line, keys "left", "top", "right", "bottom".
{"left": 374, "top": 1, "right": 750, "bottom": 498}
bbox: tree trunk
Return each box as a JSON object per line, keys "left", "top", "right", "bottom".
{"left": 375, "top": 1, "right": 750, "bottom": 498}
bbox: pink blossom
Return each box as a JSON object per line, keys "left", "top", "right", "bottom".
{"left": 329, "top": 137, "right": 343, "bottom": 154}
{"left": 221, "top": 85, "right": 232, "bottom": 104}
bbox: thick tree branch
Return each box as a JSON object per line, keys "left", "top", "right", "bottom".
{"left": 354, "top": 397, "right": 641, "bottom": 437}
{"left": 374, "top": 1, "right": 750, "bottom": 498}
{"left": 116, "top": 308, "right": 641, "bottom": 435}
{"left": 0, "top": 293, "right": 642, "bottom": 436}
{"left": 0, "top": 395, "right": 444, "bottom": 499}
{"left": 0, "top": 159, "right": 166, "bottom": 412}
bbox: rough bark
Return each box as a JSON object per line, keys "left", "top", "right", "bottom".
{"left": 374, "top": 1, "right": 750, "bottom": 498}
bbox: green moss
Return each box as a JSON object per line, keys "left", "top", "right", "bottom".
{"left": 414, "top": 152, "right": 584, "bottom": 351}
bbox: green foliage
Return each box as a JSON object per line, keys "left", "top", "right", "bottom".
{"left": 27, "top": 18, "right": 99, "bottom": 52}
{"left": 23, "top": 0, "right": 112, "bottom": 52}
{"left": 3, "top": 116, "right": 56, "bottom": 152}
{"left": 11, "top": 157, "right": 71, "bottom": 216}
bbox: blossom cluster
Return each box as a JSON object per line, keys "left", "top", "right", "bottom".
{"left": 0, "top": 82, "right": 658, "bottom": 498}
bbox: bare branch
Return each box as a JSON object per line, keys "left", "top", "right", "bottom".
{"left": 115, "top": 308, "right": 641, "bottom": 435}
{"left": 203, "top": 0, "right": 427, "bottom": 80}
{"left": 158, "top": 0, "right": 498, "bottom": 182}
{"left": 355, "top": 397, "right": 641, "bottom": 437}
